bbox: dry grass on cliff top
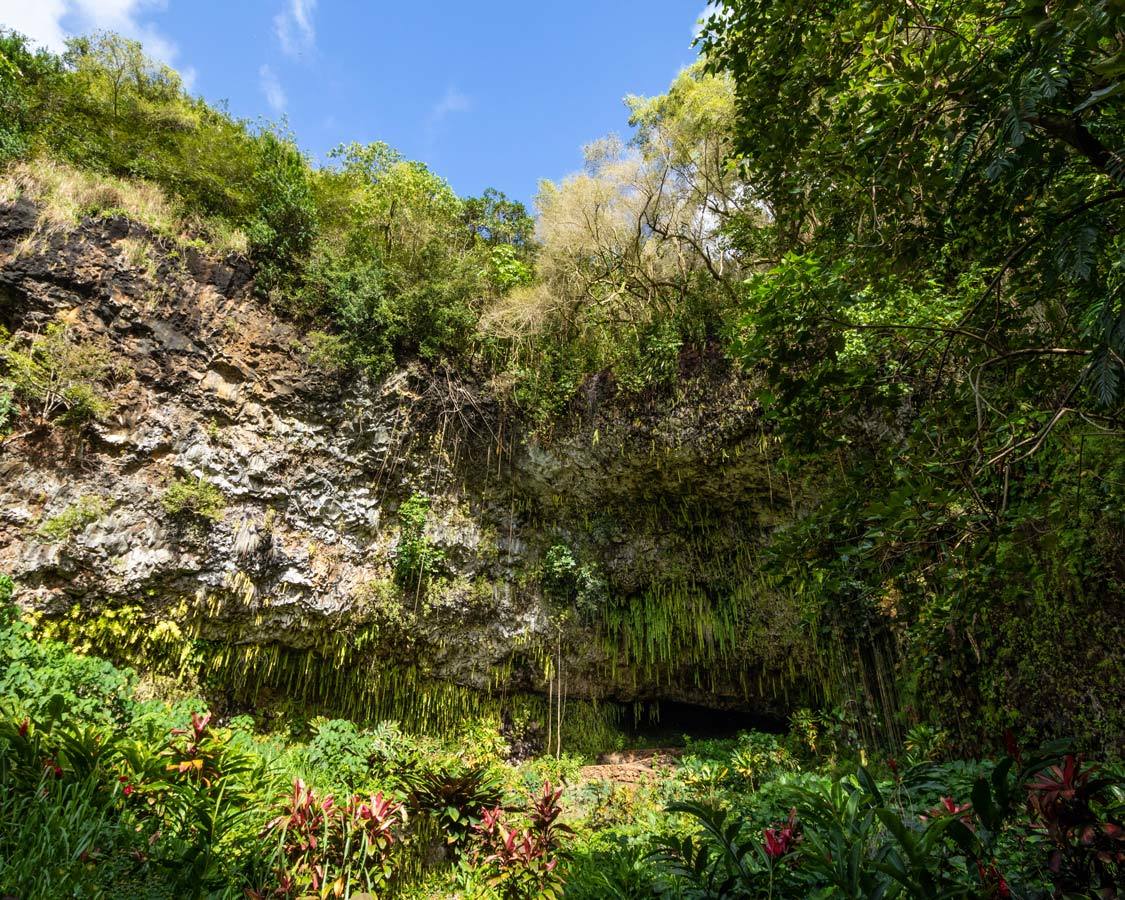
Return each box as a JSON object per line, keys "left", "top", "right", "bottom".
{"left": 0, "top": 158, "right": 248, "bottom": 257}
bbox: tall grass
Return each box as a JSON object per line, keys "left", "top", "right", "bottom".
{"left": 0, "top": 157, "right": 248, "bottom": 255}
{"left": 0, "top": 774, "right": 124, "bottom": 898}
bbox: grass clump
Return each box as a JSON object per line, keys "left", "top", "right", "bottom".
{"left": 0, "top": 158, "right": 248, "bottom": 255}
{"left": 36, "top": 495, "right": 108, "bottom": 543}
{"left": 161, "top": 477, "right": 226, "bottom": 522}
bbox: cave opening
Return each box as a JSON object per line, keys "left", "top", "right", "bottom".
{"left": 625, "top": 700, "right": 786, "bottom": 744}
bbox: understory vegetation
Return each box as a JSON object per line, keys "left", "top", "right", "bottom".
{"left": 2, "top": 604, "right": 1122, "bottom": 899}
{"left": 1, "top": 0, "right": 1123, "bottom": 895}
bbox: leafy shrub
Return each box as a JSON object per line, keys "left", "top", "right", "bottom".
{"left": 563, "top": 835, "right": 658, "bottom": 900}
{"left": 1025, "top": 755, "right": 1125, "bottom": 896}
{"left": 36, "top": 495, "right": 107, "bottom": 542}
{"left": 542, "top": 543, "right": 607, "bottom": 620}
{"left": 729, "top": 731, "right": 799, "bottom": 790}
{"left": 0, "top": 389, "right": 12, "bottom": 434}
{"left": 406, "top": 763, "right": 504, "bottom": 855}
{"left": 904, "top": 723, "right": 950, "bottom": 765}
{"left": 260, "top": 778, "right": 405, "bottom": 898}
{"left": 652, "top": 800, "right": 796, "bottom": 897}
{"left": 0, "top": 322, "right": 116, "bottom": 429}
{"left": 303, "top": 329, "right": 354, "bottom": 374}
{"left": 487, "top": 243, "right": 534, "bottom": 291}
{"left": 393, "top": 493, "right": 444, "bottom": 589}
{"left": 305, "top": 717, "right": 374, "bottom": 790}
{"left": 0, "top": 616, "right": 134, "bottom": 724}
{"left": 467, "top": 781, "right": 569, "bottom": 899}
{"left": 161, "top": 477, "right": 226, "bottom": 522}
{"left": 246, "top": 130, "right": 318, "bottom": 292}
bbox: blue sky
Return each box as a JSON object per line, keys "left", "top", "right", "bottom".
{"left": 0, "top": 1, "right": 710, "bottom": 206}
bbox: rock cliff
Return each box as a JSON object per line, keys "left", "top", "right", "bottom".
{"left": 0, "top": 202, "right": 812, "bottom": 726}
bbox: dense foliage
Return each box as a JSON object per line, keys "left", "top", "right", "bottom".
{"left": 1, "top": 3, "right": 1123, "bottom": 894}
{"left": 0, "top": 29, "right": 534, "bottom": 379}
{"left": 2, "top": 615, "right": 1122, "bottom": 898}
{"left": 693, "top": 0, "right": 1125, "bottom": 747}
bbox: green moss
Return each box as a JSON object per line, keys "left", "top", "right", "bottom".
{"left": 36, "top": 495, "right": 108, "bottom": 543}
{"left": 161, "top": 477, "right": 226, "bottom": 522}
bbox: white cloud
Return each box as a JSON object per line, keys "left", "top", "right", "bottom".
{"left": 178, "top": 64, "right": 197, "bottom": 92}
{"left": 423, "top": 86, "right": 471, "bottom": 149}
{"left": 0, "top": 0, "right": 69, "bottom": 53}
{"left": 259, "top": 64, "right": 286, "bottom": 113}
{"left": 0, "top": 0, "right": 192, "bottom": 88}
{"left": 693, "top": 3, "right": 724, "bottom": 40}
{"left": 274, "top": 0, "right": 316, "bottom": 58}
{"left": 428, "top": 86, "right": 471, "bottom": 125}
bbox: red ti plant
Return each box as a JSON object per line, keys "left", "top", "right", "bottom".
{"left": 529, "top": 780, "right": 568, "bottom": 857}
{"left": 1025, "top": 754, "right": 1124, "bottom": 896}
{"left": 263, "top": 778, "right": 336, "bottom": 895}
{"left": 920, "top": 795, "right": 974, "bottom": 828}
{"left": 763, "top": 808, "right": 799, "bottom": 860}
{"left": 976, "top": 860, "right": 1011, "bottom": 899}
{"left": 166, "top": 711, "right": 219, "bottom": 784}
{"left": 350, "top": 791, "right": 405, "bottom": 870}
{"left": 262, "top": 779, "right": 405, "bottom": 898}
{"left": 472, "top": 781, "right": 569, "bottom": 899}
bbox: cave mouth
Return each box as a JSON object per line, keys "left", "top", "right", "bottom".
{"left": 625, "top": 700, "right": 786, "bottom": 744}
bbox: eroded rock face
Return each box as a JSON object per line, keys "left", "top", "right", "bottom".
{"left": 0, "top": 203, "right": 805, "bottom": 715}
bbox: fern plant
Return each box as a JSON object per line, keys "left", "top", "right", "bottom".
{"left": 393, "top": 493, "right": 445, "bottom": 589}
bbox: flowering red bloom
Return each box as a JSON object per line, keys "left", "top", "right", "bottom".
{"left": 763, "top": 808, "right": 799, "bottom": 860}
{"left": 123, "top": 784, "right": 135, "bottom": 797}
{"left": 922, "top": 795, "right": 973, "bottom": 825}
{"left": 17, "top": 719, "right": 29, "bottom": 738}
{"left": 887, "top": 757, "right": 899, "bottom": 777}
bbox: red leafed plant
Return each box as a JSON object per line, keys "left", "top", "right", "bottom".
{"left": 976, "top": 860, "right": 1011, "bottom": 899}
{"left": 260, "top": 778, "right": 405, "bottom": 898}
{"left": 920, "top": 795, "right": 974, "bottom": 828}
{"left": 763, "top": 808, "right": 800, "bottom": 860}
{"left": 1025, "top": 754, "right": 1124, "bottom": 896}
{"left": 471, "top": 781, "right": 569, "bottom": 899}
{"left": 350, "top": 791, "right": 403, "bottom": 861}
{"left": 166, "top": 711, "right": 221, "bottom": 785}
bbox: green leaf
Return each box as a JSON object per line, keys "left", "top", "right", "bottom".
{"left": 856, "top": 766, "right": 884, "bottom": 805}
{"left": 1073, "top": 81, "right": 1124, "bottom": 113}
